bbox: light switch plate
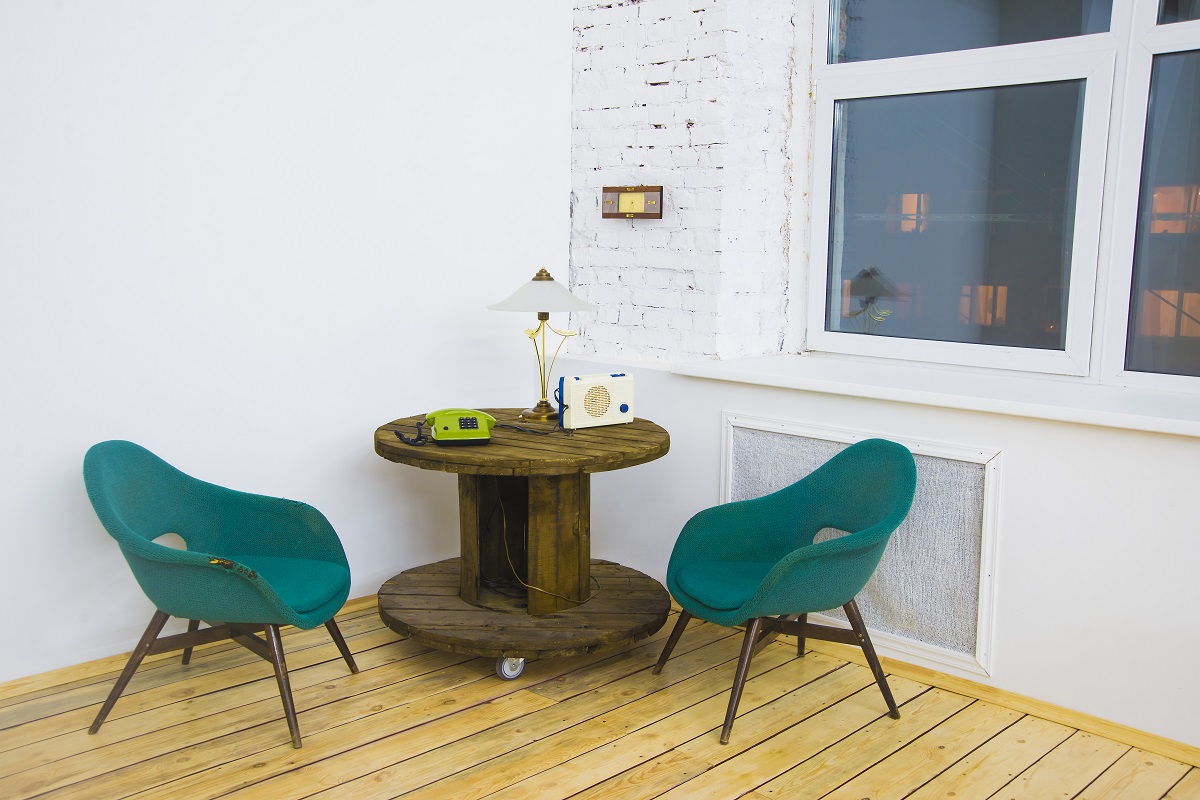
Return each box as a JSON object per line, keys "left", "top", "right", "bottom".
{"left": 602, "top": 186, "right": 664, "bottom": 219}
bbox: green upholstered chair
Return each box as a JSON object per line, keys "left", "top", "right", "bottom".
{"left": 653, "top": 437, "right": 917, "bottom": 744}
{"left": 82, "top": 440, "right": 359, "bottom": 748}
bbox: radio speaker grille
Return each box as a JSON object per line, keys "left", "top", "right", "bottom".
{"left": 583, "top": 385, "right": 611, "bottom": 417}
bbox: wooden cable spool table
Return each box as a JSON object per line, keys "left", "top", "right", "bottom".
{"left": 373, "top": 409, "right": 671, "bottom": 679}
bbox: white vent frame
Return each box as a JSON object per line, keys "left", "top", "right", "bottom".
{"left": 721, "top": 411, "right": 1001, "bottom": 678}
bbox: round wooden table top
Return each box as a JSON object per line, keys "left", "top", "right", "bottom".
{"left": 374, "top": 408, "right": 670, "bottom": 476}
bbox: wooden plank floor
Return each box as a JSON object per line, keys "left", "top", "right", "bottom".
{"left": 1, "top": 598, "right": 1197, "bottom": 800}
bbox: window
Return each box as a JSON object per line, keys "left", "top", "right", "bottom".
{"left": 806, "top": 0, "right": 1200, "bottom": 382}
{"left": 1125, "top": 50, "right": 1200, "bottom": 375}
{"left": 830, "top": 1, "right": 1112, "bottom": 62}
{"left": 1160, "top": 0, "right": 1200, "bottom": 24}
{"left": 827, "top": 81, "right": 1084, "bottom": 352}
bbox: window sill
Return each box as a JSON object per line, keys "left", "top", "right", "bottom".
{"left": 670, "top": 354, "right": 1200, "bottom": 439}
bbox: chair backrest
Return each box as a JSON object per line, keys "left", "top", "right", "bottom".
{"left": 735, "top": 438, "right": 917, "bottom": 619}
{"left": 86, "top": 440, "right": 183, "bottom": 544}
{"left": 725, "top": 437, "right": 917, "bottom": 576}
{"left": 84, "top": 440, "right": 223, "bottom": 557}
{"left": 789, "top": 437, "right": 917, "bottom": 544}
{"left": 83, "top": 440, "right": 325, "bottom": 624}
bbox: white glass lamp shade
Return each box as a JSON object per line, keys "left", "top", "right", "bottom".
{"left": 487, "top": 268, "right": 597, "bottom": 313}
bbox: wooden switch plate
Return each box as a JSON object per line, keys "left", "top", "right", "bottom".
{"left": 602, "top": 186, "right": 664, "bottom": 219}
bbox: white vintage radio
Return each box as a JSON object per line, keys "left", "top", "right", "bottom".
{"left": 557, "top": 373, "right": 634, "bottom": 429}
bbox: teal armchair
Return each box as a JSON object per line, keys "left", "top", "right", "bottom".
{"left": 653, "top": 438, "right": 917, "bottom": 744}
{"left": 83, "top": 440, "right": 359, "bottom": 748}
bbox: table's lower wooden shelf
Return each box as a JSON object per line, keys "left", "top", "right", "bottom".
{"left": 378, "top": 558, "right": 671, "bottom": 660}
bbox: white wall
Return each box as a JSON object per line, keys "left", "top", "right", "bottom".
{"left": 0, "top": 1, "right": 571, "bottom": 681}
{"left": 570, "top": 357, "right": 1200, "bottom": 750}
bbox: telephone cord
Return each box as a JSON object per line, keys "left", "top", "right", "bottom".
{"left": 394, "top": 389, "right": 573, "bottom": 446}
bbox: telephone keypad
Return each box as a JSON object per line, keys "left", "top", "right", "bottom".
{"left": 458, "top": 417, "right": 479, "bottom": 430}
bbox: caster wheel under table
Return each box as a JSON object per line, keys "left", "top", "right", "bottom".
{"left": 495, "top": 657, "right": 525, "bottom": 680}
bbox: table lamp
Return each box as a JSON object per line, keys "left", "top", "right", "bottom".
{"left": 488, "top": 268, "right": 597, "bottom": 422}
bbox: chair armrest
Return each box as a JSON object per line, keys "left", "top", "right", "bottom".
{"left": 743, "top": 529, "right": 891, "bottom": 618}
{"left": 186, "top": 484, "right": 349, "bottom": 566}
{"left": 117, "top": 545, "right": 302, "bottom": 625}
{"left": 668, "top": 488, "right": 827, "bottom": 570}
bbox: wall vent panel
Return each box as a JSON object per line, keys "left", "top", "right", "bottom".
{"left": 724, "top": 414, "right": 999, "bottom": 676}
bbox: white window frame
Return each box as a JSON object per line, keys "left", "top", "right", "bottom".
{"left": 1099, "top": 11, "right": 1200, "bottom": 390}
{"left": 803, "top": 1, "right": 1200, "bottom": 381}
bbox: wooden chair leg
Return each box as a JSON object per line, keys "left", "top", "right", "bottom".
{"left": 181, "top": 619, "right": 201, "bottom": 665}
{"left": 652, "top": 609, "right": 692, "bottom": 675}
{"left": 90, "top": 610, "right": 171, "bottom": 734}
{"left": 843, "top": 599, "right": 899, "bottom": 719}
{"left": 796, "top": 612, "right": 808, "bottom": 657}
{"left": 324, "top": 618, "right": 359, "bottom": 674}
{"left": 750, "top": 615, "right": 785, "bottom": 658}
{"left": 720, "top": 617, "right": 762, "bottom": 745}
{"left": 264, "top": 624, "right": 303, "bottom": 748}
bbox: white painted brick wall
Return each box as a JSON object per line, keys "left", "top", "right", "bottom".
{"left": 570, "top": 0, "right": 800, "bottom": 362}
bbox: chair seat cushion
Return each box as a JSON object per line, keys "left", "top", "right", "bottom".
{"left": 235, "top": 555, "right": 350, "bottom": 615}
{"left": 676, "top": 561, "right": 775, "bottom": 612}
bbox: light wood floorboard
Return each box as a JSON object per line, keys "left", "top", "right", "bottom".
{"left": 0, "top": 600, "right": 1197, "bottom": 800}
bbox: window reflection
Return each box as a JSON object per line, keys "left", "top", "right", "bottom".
{"left": 842, "top": 267, "right": 904, "bottom": 333}
{"left": 1138, "top": 291, "right": 1200, "bottom": 337}
{"left": 826, "top": 81, "right": 1084, "bottom": 350}
{"left": 889, "top": 193, "right": 931, "bottom": 234}
{"left": 960, "top": 285, "right": 1009, "bottom": 327}
{"left": 1126, "top": 51, "right": 1200, "bottom": 376}
{"left": 831, "top": 0, "right": 1111, "bottom": 63}
{"left": 1150, "top": 185, "right": 1200, "bottom": 234}
{"left": 1159, "top": 0, "right": 1200, "bottom": 24}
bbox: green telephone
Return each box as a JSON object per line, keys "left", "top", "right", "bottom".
{"left": 426, "top": 408, "right": 496, "bottom": 446}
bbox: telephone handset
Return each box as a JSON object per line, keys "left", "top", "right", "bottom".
{"left": 425, "top": 408, "right": 496, "bottom": 446}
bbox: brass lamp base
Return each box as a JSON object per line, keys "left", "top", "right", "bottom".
{"left": 519, "top": 400, "right": 559, "bottom": 422}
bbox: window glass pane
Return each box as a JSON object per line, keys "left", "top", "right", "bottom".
{"left": 831, "top": 0, "right": 1112, "bottom": 63}
{"left": 1159, "top": 0, "right": 1200, "bottom": 23}
{"left": 826, "top": 81, "right": 1085, "bottom": 350}
{"left": 1125, "top": 51, "right": 1200, "bottom": 376}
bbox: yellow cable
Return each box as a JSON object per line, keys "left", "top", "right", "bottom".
{"left": 496, "top": 491, "right": 598, "bottom": 606}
